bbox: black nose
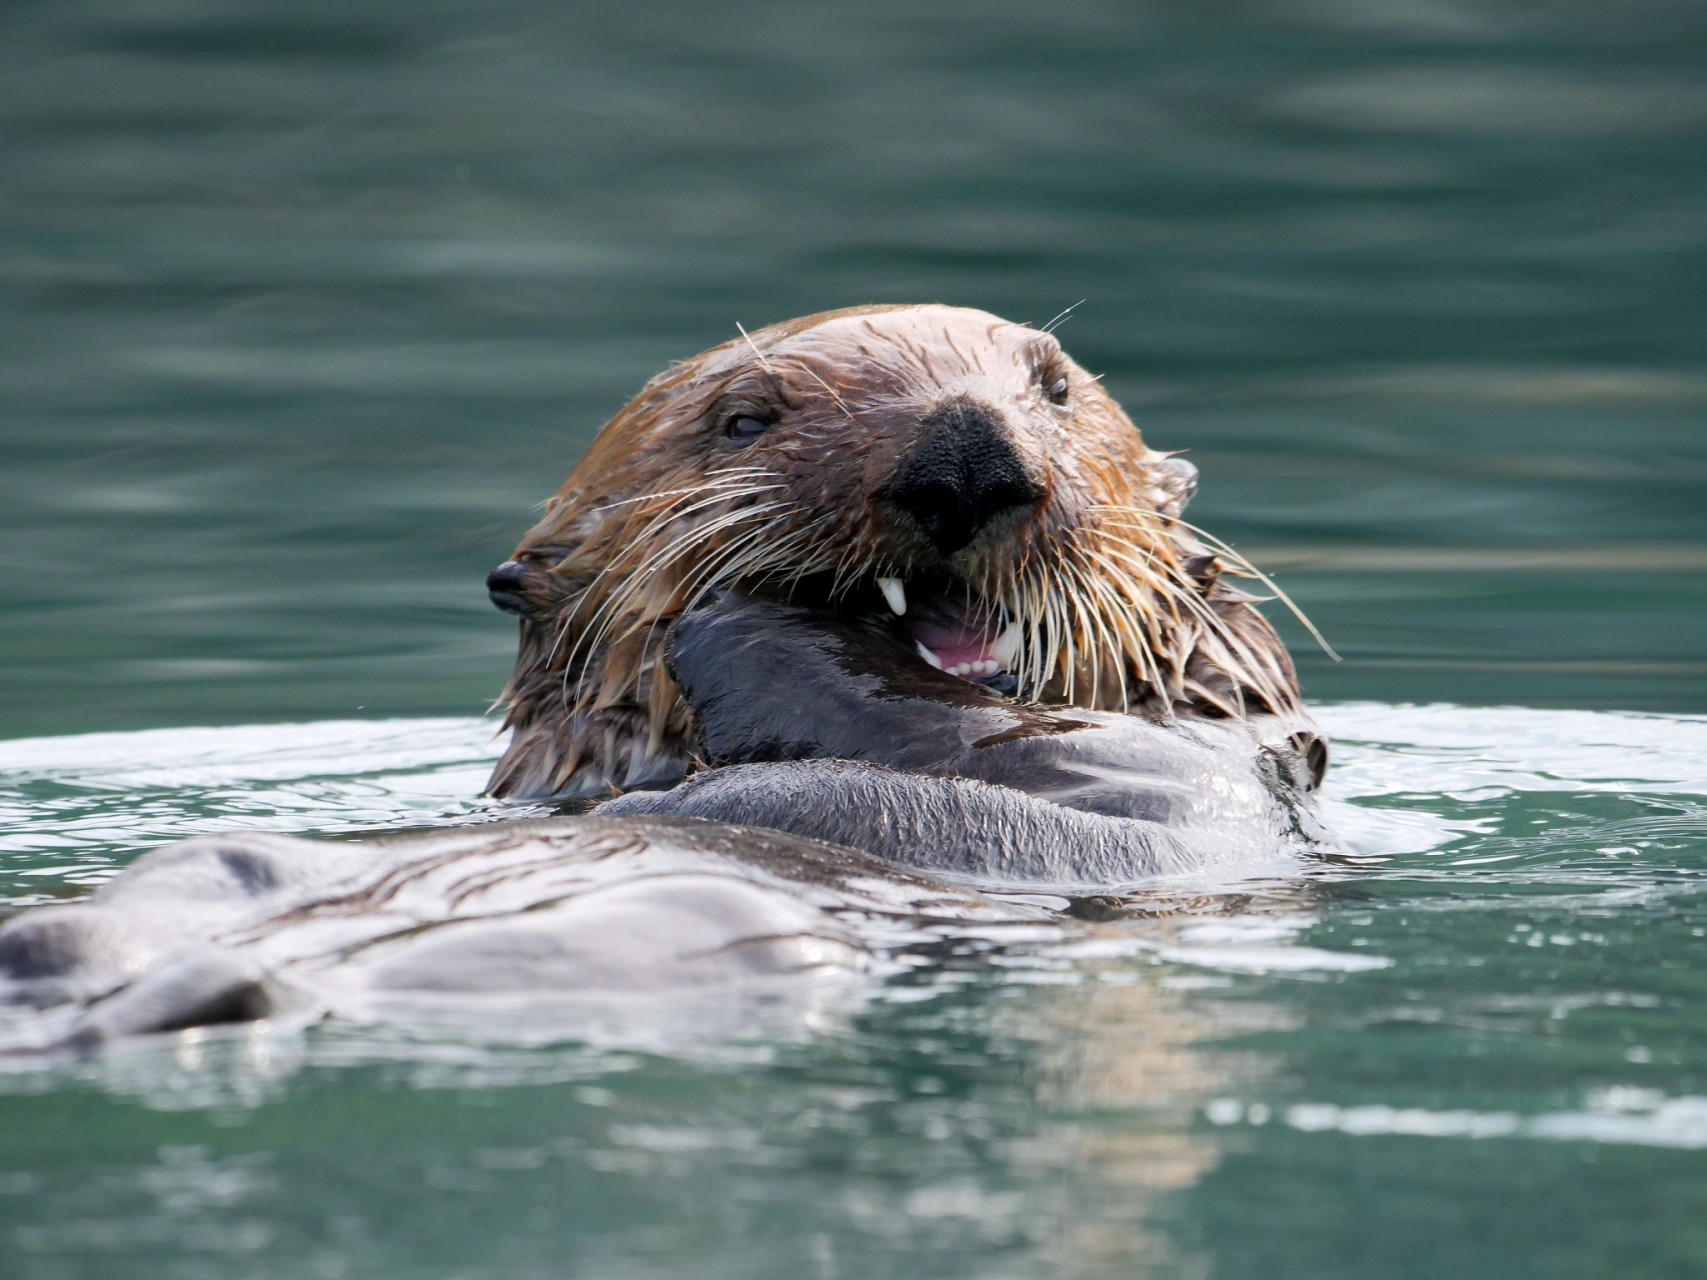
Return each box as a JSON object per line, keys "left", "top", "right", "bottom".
{"left": 486, "top": 560, "right": 532, "bottom": 616}
{"left": 882, "top": 398, "right": 1045, "bottom": 556}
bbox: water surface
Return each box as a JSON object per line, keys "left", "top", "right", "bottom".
{"left": 2, "top": 0, "right": 1705, "bottom": 1276}
{"left": 2, "top": 706, "right": 1706, "bottom": 1277}
{"left": 4, "top": 0, "right": 1705, "bottom": 735}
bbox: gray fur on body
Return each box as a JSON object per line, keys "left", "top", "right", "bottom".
{"left": 596, "top": 592, "right": 1332, "bottom": 883}
{"left": 0, "top": 818, "right": 998, "bottom": 1051}
{"left": 600, "top": 760, "right": 1272, "bottom": 886}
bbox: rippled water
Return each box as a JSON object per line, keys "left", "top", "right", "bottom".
{"left": 2, "top": 706, "right": 1705, "bottom": 1276}
{"left": 6, "top": 0, "right": 1707, "bottom": 739}
{"left": 3, "top": 0, "right": 1705, "bottom": 1275}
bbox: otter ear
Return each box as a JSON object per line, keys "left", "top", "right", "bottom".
{"left": 484, "top": 550, "right": 580, "bottom": 622}
{"left": 486, "top": 559, "right": 538, "bottom": 618}
{"left": 484, "top": 532, "right": 692, "bottom": 803}
{"left": 1150, "top": 455, "right": 1198, "bottom": 519}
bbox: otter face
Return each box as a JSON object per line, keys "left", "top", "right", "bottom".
{"left": 486, "top": 305, "right": 1300, "bottom": 801}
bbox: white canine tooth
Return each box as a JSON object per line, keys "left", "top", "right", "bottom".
{"left": 915, "top": 641, "right": 943, "bottom": 670}
{"left": 991, "top": 622, "right": 1021, "bottom": 667}
{"left": 877, "top": 577, "right": 907, "bottom": 616}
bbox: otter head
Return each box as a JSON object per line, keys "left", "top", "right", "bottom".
{"left": 485, "top": 304, "right": 1302, "bottom": 801}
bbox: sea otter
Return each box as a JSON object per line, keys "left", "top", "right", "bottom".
{"left": 0, "top": 305, "right": 1334, "bottom": 1048}
{"left": 483, "top": 304, "right": 1328, "bottom": 871}
{"left": 486, "top": 304, "right": 1323, "bottom": 802}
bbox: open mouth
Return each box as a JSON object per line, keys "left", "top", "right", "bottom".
{"left": 872, "top": 574, "right": 1020, "bottom": 694}
{"left": 718, "top": 570, "right": 1027, "bottom": 697}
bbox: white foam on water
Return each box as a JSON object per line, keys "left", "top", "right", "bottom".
{"left": 1205, "top": 1089, "right": 1707, "bottom": 1151}
{"left": 1316, "top": 702, "right": 1707, "bottom": 798}
{"left": 0, "top": 717, "right": 503, "bottom": 789}
{"left": 0, "top": 719, "right": 518, "bottom": 894}
{"left": 1048, "top": 913, "right": 1394, "bottom": 974}
{"left": 6, "top": 703, "right": 1702, "bottom": 852}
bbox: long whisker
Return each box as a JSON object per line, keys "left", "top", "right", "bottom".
{"left": 1099, "top": 508, "right": 1338, "bottom": 662}
{"left": 787, "top": 357, "right": 863, "bottom": 427}
{"left": 1170, "top": 518, "right": 1340, "bottom": 662}
{"left": 735, "top": 322, "right": 776, "bottom": 376}
{"left": 629, "top": 512, "right": 806, "bottom": 666}
{"left": 576, "top": 501, "right": 788, "bottom": 657}
{"left": 549, "top": 476, "right": 784, "bottom": 662}
{"left": 545, "top": 482, "right": 784, "bottom": 677}
{"left": 1030, "top": 504, "right": 1304, "bottom": 715}
{"left": 585, "top": 466, "right": 775, "bottom": 514}
{"left": 1039, "top": 299, "right": 1085, "bottom": 335}
{"left": 561, "top": 499, "right": 789, "bottom": 695}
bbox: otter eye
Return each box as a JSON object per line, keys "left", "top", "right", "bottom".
{"left": 1047, "top": 376, "right": 1069, "bottom": 405}
{"left": 725, "top": 414, "right": 771, "bottom": 442}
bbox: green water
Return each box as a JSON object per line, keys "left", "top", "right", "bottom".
{"left": 2, "top": 2, "right": 1706, "bottom": 1276}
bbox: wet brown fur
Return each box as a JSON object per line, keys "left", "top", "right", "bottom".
{"left": 487, "top": 305, "right": 1303, "bottom": 801}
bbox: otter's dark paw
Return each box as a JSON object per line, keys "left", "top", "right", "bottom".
{"left": 664, "top": 590, "right": 1056, "bottom": 772}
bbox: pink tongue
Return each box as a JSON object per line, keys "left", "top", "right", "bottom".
{"left": 911, "top": 628, "right": 994, "bottom": 670}
{"left": 906, "top": 589, "right": 1000, "bottom": 671}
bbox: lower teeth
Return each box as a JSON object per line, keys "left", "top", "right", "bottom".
{"left": 923, "top": 653, "right": 1004, "bottom": 679}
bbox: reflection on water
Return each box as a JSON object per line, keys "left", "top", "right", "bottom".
{"left": 0, "top": 984, "right": 1256, "bottom": 1278}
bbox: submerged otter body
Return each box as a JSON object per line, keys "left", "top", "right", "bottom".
{"left": 0, "top": 305, "right": 1335, "bottom": 1047}
{"left": 0, "top": 818, "right": 1011, "bottom": 1052}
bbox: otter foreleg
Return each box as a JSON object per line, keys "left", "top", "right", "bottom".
{"left": 595, "top": 760, "right": 1222, "bottom": 885}
{"left": 643, "top": 590, "right": 1328, "bottom": 874}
